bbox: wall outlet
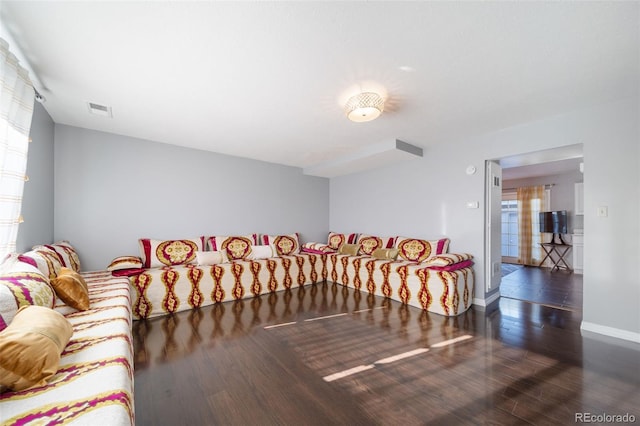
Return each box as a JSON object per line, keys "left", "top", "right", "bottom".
{"left": 466, "top": 201, "right": 479, "bottom": 209}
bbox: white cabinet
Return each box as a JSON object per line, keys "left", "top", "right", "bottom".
{"left": 575, "top": 182, "right": 584, "bottom": 215}
{"left": 573, "top": 232, "right": 584, "bottom": 274}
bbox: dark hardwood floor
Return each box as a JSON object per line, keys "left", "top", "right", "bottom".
{"left": 133, "top": 282, "right": 639, "bottom": 425}
{"left": 500, "top": 265, "right": 583, "bottom": 311}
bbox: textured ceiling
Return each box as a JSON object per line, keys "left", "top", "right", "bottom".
{"left": 1, "top": 2, "right": 637, "bottom": 173}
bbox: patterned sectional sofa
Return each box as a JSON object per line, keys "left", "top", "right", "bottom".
{"left": 124, "top": 234, "right": 326, "bottom": 319}
{"left": 118, "top": 232, "right": 474, "bottom": 320}
{"left": 308, "top": 233, "right": 475, "bottom": 317}
{"left": 0, "top": 232, "right": 473, "bottom": 425}
{"left": 0, "top": 242, "right": 134, "bottom": 425}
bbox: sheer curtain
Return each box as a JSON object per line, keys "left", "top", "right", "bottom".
{"left": 516, "top": 185, "right": 546, "bottom": 266}
{"left": 0, "top": 38, "right": 35, "bottom": 259}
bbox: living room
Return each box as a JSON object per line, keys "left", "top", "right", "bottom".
{"left": 1, "top": 1, "right": 638, "bottom": 424}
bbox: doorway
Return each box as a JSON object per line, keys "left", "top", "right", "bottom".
{"left": 486, "top": 145, "right": 584, "bottom": 311}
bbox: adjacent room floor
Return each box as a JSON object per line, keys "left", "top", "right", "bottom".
{"left": 133, "top": 282, "right": 638, "bottom": 425}
{"left": 500, "top": 264, "right": 583, "bottom": 311}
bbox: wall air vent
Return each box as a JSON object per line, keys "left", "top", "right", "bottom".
{"left": 87, "top": 102, "right": 113, "bottom": 118}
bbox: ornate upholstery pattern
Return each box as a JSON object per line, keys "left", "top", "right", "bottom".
{"left": 0, "top": 271, "right": 134, "bottom": 426}
{"left": 130, "top": 253, "right": 325, "bottom": 319}
{"left": 139, "top": 238, "right": 205, "bottom": 268}
{"left": 394, "top": 237, "right": 449, "bottom": 263}
{"left": 326, "top": 252, "right": 474, "bottom": 316}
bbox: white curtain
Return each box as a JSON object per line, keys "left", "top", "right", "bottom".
{"left": 0, "top": 38, "right": 35, "bottom": 259}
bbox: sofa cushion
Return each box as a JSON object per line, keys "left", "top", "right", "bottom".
{"left": 301, "top": 242, "right": 336, "bottom": 254}
{"left": 33, "top": 241, "right": 81, "bottom": 272}
{"left": 196, "top": 250, "right": 228, "bottom": 265}
{"left": 208, "top": 235, "right": 258, "bottom": 260}
{"left": 50, "top": 267, "right": 90, "bottom": 311}
{"left": 0, "top": 260, "right": 55, "bottom": 331}
{"left": 107, "top": 255, "right": 143, "bottom": 271}
{"left": 338, "top": 244, "right": 360, "bottom": 256}
{"left": 21, "top": 247, "right": 64, "bottom": 280}
{"left": 372, "top": 248, "right": 399, "bottom": 260}
{"left": 0, "top": 305, "right": 73, "bottom": 392}
{"left": 421, "top": 252, "right": 473, "bottom": 267}
{"left": 356, "top": 234, "right": 396, "bottom": 256}
{"left": 395, "top": 237, "right": 450, "bottom": 263}
{"left": 139, "top": 237, "right": 204, "bottom": 268}
{"left": 327, "top": 232, "right": 359, "bottom": 250}
{"left": 246, "top": 245, "right": 276, "bottom": 260}
{"left": 262, "top": 233, "right": 300, "bottom": 256}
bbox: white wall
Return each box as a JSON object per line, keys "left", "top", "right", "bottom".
{"left": 54, "top": 125, "right": 329, "bottom": 271}
{"left": 16, "top": 103, "right": 54, "bottom": 252}
{"left": 330, "top": 97, "right": 639, "bottom": 339}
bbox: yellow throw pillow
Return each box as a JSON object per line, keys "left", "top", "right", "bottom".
{"left": 338, "top": 243, "right": 359, "bottom": 256}
{"left": 0, "top": 305, "right": 73, "bottom": 392}
{"left": 372, "top": 248, "right": 399, "bottom": 260}
{"left": 51, "top": 267, "right": 89, "bottom": 311}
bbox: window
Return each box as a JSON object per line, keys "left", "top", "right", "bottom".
{"left": 501, "top": 192, "right": 518, "bottom": 260}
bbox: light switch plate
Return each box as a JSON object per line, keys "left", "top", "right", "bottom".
{"left": 597, "top": 206, "right": 608, "bottom": 217}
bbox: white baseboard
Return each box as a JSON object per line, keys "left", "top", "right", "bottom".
{"left": 581, "top": 321, "right": 640, "bottom": 344}
{"left": 473, "top": 290, "right": 501, "bottom": 307}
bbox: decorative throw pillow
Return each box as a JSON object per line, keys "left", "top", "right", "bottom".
{"left": 372, "top": 248, "right": 399, "bottom": 260}
{"left": 301, "top": 242, "right": 336, "bottom": 254}
{"left": 0, "top": 265, "right": 55, "bottom": 332}
{"left": 139, "top": 238, "right": 204, "bottom": 268}
{"left": 261, "top": 234, "right": 300, "bottom": 256}
{"left": 51, "top": 267, "right": 90, "bottom": 311}
{"left": 195, "top": 251, "right": 228, "bottom": 266}
{"left": 421, "top": 253, "right": 473, "bottom": 267}
{"left": 338, "top": 244, "right": 360, "bottom": 256}
{"left": 207, "top": 234, "right": 258, "bottom": 250}
{"left": 395, "top": 237, "right": 450, "bottom": 263}
{"left": 0, "top": 305, "right": 73, "bottom": 392}
{"left": 107, "top": 256, "right": 143, "bottom": 271}
{"left": 33, "top": 242, "right": 81, "bottom": 272}
{"left": 246, "top": 245, "right": 275, "bottom": 260}
{"left": 356, "top": 234, "right": 396, "bottom": 256}
{"left": 207, "top": 235, "right": 258, "bottom": 261}
{"left": 327, "top": 232, "right": 359, "bottom": 250}
{"left": 21, "top": 248, "right": 64, "bottom": 280}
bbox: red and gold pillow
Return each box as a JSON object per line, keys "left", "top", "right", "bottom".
{"left": 327, "top": 232, "right": 359, "bottom": 250}
{"left": 301, "top": 242, "right": 336, "bottom": 254}
{"left": 356, "top": 234, "right": 396, "bottom": 256}
{"left": 395, "top": 237, "right": 450, "bottom": 263}
{"left": 107, "top": 255, "right": 143, "bottom": 271}
{"left": 33, "top": 241, "right": 81, "bottom": 272}
{"left": 139, "top": 238, "right": 204, "bottom": 268}
{"left": 207, "top": 235, "right": 258, "bottom": 260}
{"left": 262, "top": 233, "right": 300, "bottom": 256}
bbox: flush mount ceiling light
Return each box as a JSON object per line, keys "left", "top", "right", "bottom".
{"left": 345, "top": 92, "right": 384, "bottom": 123}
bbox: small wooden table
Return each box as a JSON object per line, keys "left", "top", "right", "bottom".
{"left": 539, "top": 243, "right": 573, "bottom": 272}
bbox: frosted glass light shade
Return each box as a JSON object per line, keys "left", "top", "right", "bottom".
{"left": 345, "top": 92, "right": 384, "bottom": 122}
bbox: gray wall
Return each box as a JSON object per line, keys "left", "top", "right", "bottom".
{"left": 54, "top": 125, "right": 329, "bottom": 271}
{"left": 330, "top": 97, "right": 639, "bottom": 340}
{"left": 16, "top": 102, "right": 54, "bottom": 252}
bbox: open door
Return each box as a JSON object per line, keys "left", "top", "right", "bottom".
{"left": 485, "top": 160, "right": 502, "bottom": 292}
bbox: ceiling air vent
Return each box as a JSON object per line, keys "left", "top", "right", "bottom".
{"left": 87, "top": 102, "right": 113, "bottom": 118}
